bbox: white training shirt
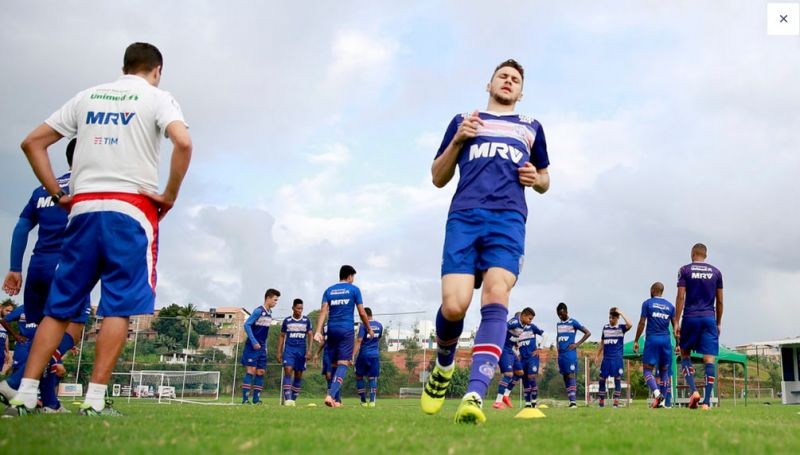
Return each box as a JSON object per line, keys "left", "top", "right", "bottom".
{"left": 45, "top": 75, "right": 187, "bottom": 195}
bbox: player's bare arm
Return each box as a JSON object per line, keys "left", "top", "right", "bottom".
{"left": 517, "top": 163, "right": 550, "bottom": 194}
{"left": 674, "top": 286, "right": 686, "bottom": 338}
{"left": 313, "top": 304, "right": 329, "bottom": 344}
{"left": 306, "top": 330, "right": 313, "bottom": 360}
{"left": 139, "top": 121, "right": 192, "bottom": 220}
{"left": 633, "top": 316, "right": 647, "bottom": 353}
{"left": 568, "top": 326, "right": 591, "bottom": 351}
{"left": 277, "top": 332, "right": 285, "bottom": 363}
{"left": 20, "top": 124, "right": 71, "bottom": 206}
{"left": 595, "top": 337, "right": 604, "bottom": 363}
{"left": 716, "top": 288, "right": 723, "bottom": 336}
{"left": 431, "top": 110, "right": 483, "bottom": 188}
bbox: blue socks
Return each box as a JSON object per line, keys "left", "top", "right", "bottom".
{"left": 252, "top": 374, "right": 264, "bottom": 402}
{"left": 282, "top": 374, "right": 293, "bottom": 401}
{"left": 644, "top": 367, "right": 659, "bottom": 392}
{"left": 291, "top": 377, "right": 302, "bottom": 400}
{"left": 435, "top": 308, "right": 464, "bottom": 367}
{"left": 681, "top": 358, "right": 697, "bottom": 393}
{"left": 598, "top": 376, "right": 607, "bottom": 404}
{"left": 357, "top": 378, "right": 366, "bottom": 402}
{"left": 704, "top": 363, "right": 715, "bottom": 405}
{"left": 466, "top": 304, "right": 507, "bottom": 399}
{"left": 329, "top": 364, "right": 348, "bottom": 399}
{"left": 241, "top": 373, "right": 253, "bottom": 401}
{"left": 564, "top": 375, "right": 577, "bottom": 402}
{"left": 368, "top": 377, "right": 377, "bottom": 402}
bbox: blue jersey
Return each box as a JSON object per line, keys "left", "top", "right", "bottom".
{"left": 4, "top": 305, "right": 37, "bottom": 339}
{"left": 321, "top": 282, "right": 363, "bottom": 330}
{"left": 0, "top": 324, "right": 7, "bottom": 346}
{"left": 503, "top": 316, "right": 525, "bottom": 350}
{"left": 601, "top": 324, "right": 628, "bottom": 359}
{"left": 10, "top": 173, "right": 71, "bottom": 271}
{"left": 677, "top": 262, "right": 723, "bottom": 318}
{"left": 281, "top": 316, "right": 312, "bottom": 351}
{"left": 435, "top": 112, "right": 549, "bottom": 219}
{"left": 244, "top": 305, "right": 273, "bottom": 347}
{"left": 556, "top": 318, "right": 584, "bottom": 353}
{"left": 357, "top": 320, "right": 383, "bottom": 357}
{"left": 641, "top": 297, "right": 675, "bottom": 337}
{"left": 518, "top": 323, "right": 544, "bottom": 359}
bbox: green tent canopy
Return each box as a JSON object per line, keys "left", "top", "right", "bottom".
{"left": 622, "top": 336, "right": 749, "bottom": 405}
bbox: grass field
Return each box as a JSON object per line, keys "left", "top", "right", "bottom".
{"left": 1, "top": 397, "right": 798, "bottom": 454}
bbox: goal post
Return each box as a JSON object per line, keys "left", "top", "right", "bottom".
{"left": 112, "top": 370, "right": 221, "bottom": 403}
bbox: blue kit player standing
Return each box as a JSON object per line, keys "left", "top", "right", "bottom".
{"left": 314, "top": 265, "right": 373, "bottom": 408}
{"left": 595, "top": 307, "right": 631, "bottom": 408}
{"left": 633, "top": 282, "right": 677, "bottom": 408}
{"left": 421, "top": 59, "right": 551, "bottom": 425}
{"left": 675, "top": 243, "right": 723, "bottom": 410}
{"left": 241, "top": 289, "right": 280, "bottom": 404}
{"left": 493, "top": 308, "right": 533, "bottom": 409}
{"left": 277, "top": 298, "right": 313, "bottom": 406}
{"left": 7, "top": 42, "right": 192, "bottom": 417}
{"left": 353, "top": 307, "right": 383, "bottom": 407}
{"left": 556, "top": 302, "right": 591, "bottom": 408}
{"left": 517, "top": 310, "right": 544, "bottom": 408}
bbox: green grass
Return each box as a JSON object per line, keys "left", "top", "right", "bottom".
{"left": 1, "top": 398, "right": 799, "bottom": 454}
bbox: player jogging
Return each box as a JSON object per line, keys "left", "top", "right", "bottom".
{"left": 241, "top": 289, "right": 280, "bottom": 404}
{"left": 633, "top": 282, "right": 676, "bottom": 408}
{"left": 595, "top": 307, "right": 631, "bottom": 408}
{"left": 556, "top": 302, "right": 590, "bottom": 408}
{"left": 493, "top": 308, "right": 533, "bottom": 409}
{"left": 277, "top": 298, "right": 313, "bottom": 406}
{"left": 6, "top": 42, "right": 192, "bottom": 417}
{"left": 314, "top": 265, "right": 373, "bottom": 408}
{"left": 353, "top": 307, "right": 383, "bottom": 407}
{"left": 420, "top": 59, "right": 551, "bottom": 425}
{"left": 675, "top": 243, "right": 723, "bottom": 410}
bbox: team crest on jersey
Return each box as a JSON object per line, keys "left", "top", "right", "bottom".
{"left": 518, "top": 114, "right": 535, "bottom": 124}
{"left": 618, "top": 368, "right": 623, "bottom": 375}
{"left": 570, "top": 364, "right": 575, "bottom": 371}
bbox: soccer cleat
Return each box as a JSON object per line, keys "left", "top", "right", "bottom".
{"left": 253, "top": 401, "right": 263, "bottom": 406}
{"left": 78, "top": 400, "right": 123, "bottom": 417}
{"left": 284, "top": 400, "right": 295, "bottom": 407}
{"left": 1, "top": 400, "right": 39, "bottom": 418}
{"left": 454, "top": 392, "right": 486, "bottom": 424}
{"left": 0, "top": 380, "right": 16, "bottom": 406}
{"left": 41, "top": 405, "right": 71, "bottom": 414}
{"left": 368, "top": 401, "right": 376, "bottom": 408}
{"left": 524, "top": 402, "right": 532, "bottom": 408}
{"left": 420, "top": 364, "right": 454, "bottom": 415}
{"left": 700, "top": 404, "right": 710, "bottom": 411}
{"left": 568, "top": 402, "right": 577, "bottom": 409}
{"left": 360, "top": 402, "right": 369, "bottom": 408}
{"left": 531, "top": 400, "right": 537, "bottom": 408}
{"left": 502, "top": 395, "right": 513, "bottom": 408}
{"left": 492, "top": 401, "right": 506, "bottom": 409}
{"left": 324, "top": 395, "right": 340, "bottom": 408}
{"left": 688, "top": 391, "right": 701, "bottom": 409}
{"left": 242, "top": 400, "right": 251, "bottom": 405}
{"left": 598, "top": 398, "right": 605, "bottom": 408}
{"left": 652, "top": 394, "right": 664, "bottom": 409}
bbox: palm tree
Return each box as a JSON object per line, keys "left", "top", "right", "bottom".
{"left": 178, "top": 303, "right": 198, "bottom": 330}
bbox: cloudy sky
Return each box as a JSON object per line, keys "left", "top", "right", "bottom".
{"left": 1, "top": 1, "right": 798, "bottom": 347}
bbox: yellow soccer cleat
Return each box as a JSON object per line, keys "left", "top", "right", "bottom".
{"left": 420, "top": 364, "right": 454, "bottom": 415}
{"left": 454, "top": 392, "right": 486, "bottom": 424}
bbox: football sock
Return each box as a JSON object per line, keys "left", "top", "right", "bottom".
{"left": 522, "top": 377, "right": 532, "bottom": 403}
{"left": 282, "top": 374, "right": 293, "bottom": 402}
{"left": 565, "top": 375, "right": 577, "bottom": 402}
{"left": 329, "top": 364, "right": 348, "bottom": 399}
{"left": 292, "top": 377, "right": 302, "bottom": 400}
{"left": 17, "top": 377, "right": 40, "bottom": 409}
{"left": 435, "top": 308, "right": 464, "bottom": 367}
{"left": 84, "top": 382, "right": 107, "bottom": 411}
{"left": 704, "top": 363, "right": 715, "bottom": 405}
{"left": 40, "top": 370, "right": 60, "bottom": 409}
{"left": 252, "top": 374, "right": 264, "bottom": 402}
{"left": 242, "top": 373, "right": 253, "bottom": 401}
{"left": 681, "top": 358, "right": 697, "bottom": 393}
{"left": 530, "top": 377, "right": 539, "bottom": 401}
{"left": 357, "top": 378, "right": 367, "bottom": 402}
{"left": 505, "top": 374, "right": 520, "bottom": 395}
{"left": 368, "top": 377, "right": 377, "bottom": 402}
{"left": 466, "top": 304, "right": 507, "bottom": 399}
{"left": 598, "top": 376, "right": 607, "bottom": 402}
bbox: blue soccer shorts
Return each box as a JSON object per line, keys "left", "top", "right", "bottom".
{"left": 600, "top": 357, "right": 624, "bottom": 379}
{"left": 241, "top": 345, "right": 268, "bottom": 369}
{"left": 642, "top": 335, "right": 673, "bottom": 368}
{"left": 282, "top": 349, "right": 307, "bottom": 372}
{"left": 679, "top": 317, "right": 719, "bottom": 356}
{"left": 523, "top": 356, "right": 540, "bottom": 375}
{"left": 45, "top": 193, "right": 158, "bottom": 320}
{"left": 558, "top": 352, "right": 578, "bottom": 375}
{"left": 441, "top": 208, "right": 526, "bottom": 281}
{"left": 499, "top": 349, "right": 523, "bottom": 373}
{"left": 326, "top": 325, "right": 355, "bottom": 364}
{"left": 355, "top": 355, "right": 381, "bottom": 377}
{"left": 321, "top": 347, "right": 332, "bottom": 375}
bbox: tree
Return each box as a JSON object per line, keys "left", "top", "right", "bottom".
{"left": 402, "top": 336, "right": 421, "bottom": 382}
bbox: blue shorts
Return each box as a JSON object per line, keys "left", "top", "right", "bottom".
{"left": 600, "top": 357, "right": 624, "bottom": 378}
{"left": 282, "top": 349, "right": 307, "bottom": 372}
{"left": 355, "top": 355, "right": 380, "bottom": 377}
{"left": 441, "top": 209, "right": 526, "bottom": 282}
{"left": 522, "top": 356, "right": 540, "bottom": 375}
{"left": 558, "top": 352, "right": 578, "bottom": 375}
{"left": 241, "top": 345, "right": 267, "bottom": 369}
{"left": 643, "top": 335, "right": 673, "bottom": 368}
{"left": 321, "top": 347, "right": 332, "bottom": 375}
{"left": 46, "top": 194, "right": 158, "bottom": 320}
{"left": 23, "top": 256, "right": 59, "bottom": 324}
{"left": 679, "top": 317, "right": 718, "bottom": 356}
{"left": 499, "top": 349, "right": 523, "bottom": 373}
{"left": 12, "top": 340, "right": 31, "bottom": 372}
{"left": 326, "top": 325, "right": 355, "bottom": 364}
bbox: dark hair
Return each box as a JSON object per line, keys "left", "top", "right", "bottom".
{"left": 691, "top": 243, "right": 708, "bottom": 258}
{"left": 292, "top": 298, "right": 303, "bottom": 307}
{"left": 123, "top": 42, "right": 163, "bottom": 75}
{"left": 66, "top": 138, "right": 77, "bottom": 167}
{"left": 264, "top": 288, "right": 281, "bottom": 299}
{"left": 493, "top": 59, "right": 524, "bottom": 81}
{"left": 609, "top": 307, "right": 620, "bottom": 317}
{"left": 339, "top": 265, "right": 357, "bottom": 280}
{"left": 650, "top": 281, "right": 664, "bottom": 297}
{"left": 1, "top": 300, "right": 15, "bottom": 308}
{"left": 364, "top": 307, "right": 372, "bottom": 317}
{"left": 521, "top": 307, "right": 535, "bottom": 317}
{"left": 556, "top": 302, "right": 568, "bottom": 312}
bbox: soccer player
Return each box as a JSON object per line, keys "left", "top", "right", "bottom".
{"left": 6, "top": 42, "right": 192, "bottom": 417}
{"left": 277, "top": 298, "right": 313, "bottom": 406}
{"left": 633, "top": 282, "right": 676, "bottom": 409}
{"left": 556, "top": 302, "right": 590, "bottom": 408}
{"left": 241, "top": 289, "right": 280, "bottom": 404}
{"left": 313, "top": 265, "right": 373, "bottom": 408}
{"left": 0, "top": 302, "right": 10, "bottom": 375}
{"left": 675, "top": 243, "right": 723, "bottom": 410}
{"left": 517, "top": 309, "right": 545, "bottom": 408}
{"left": 595, "top": 307, "right": 631, "bottom": 408}
{"left": 420, "top": 59, "right": 551, "bottom": 425}
{"left": 493, "top": 308, "right": 534, "bottom": 409}
{"left": 353, "top": 307, "right": 383, "bottom": 407}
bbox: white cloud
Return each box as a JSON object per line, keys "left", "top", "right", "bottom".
{"left": 306, "top": 143, "right": 351, "bottom": 165}
{"left": 328, "top": 29, "right": 399, "bottom": 81}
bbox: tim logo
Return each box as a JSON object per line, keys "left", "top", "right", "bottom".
{"left": 468, "top": 142, "right": 524, "bottom": 163}
{"left": 86, "top": 111, "right": 136, "bottom": 125}
{"left": 93, "top": 136, "right": 118, "bottom": 145}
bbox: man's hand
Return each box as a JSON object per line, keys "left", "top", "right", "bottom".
{"left": 717, "top": 324, "right": 722, "bottom": 337}
{"left": 517, "top": 162, "right": 540, "bottom": 187}
{"left": 3, "top": 271, "right": 22, "bottom": 296}
{"left": 277, "top": 354, "right": 282, "bottom": 363}
{"left": 453, "top": 110, "right": 483, "bottom": 146}
{"left": 252, "top": 342, "right": 261, "bottom": 351}
{"left": 314, "top": 332, "right": 324, "bottom": 344}
{"left": 674, "top": 325, "right": 680, "bottom": 340}
{"left": 312, "top": 354, "right": 319, "bottom": 366}
{"left": 139, "top": 190, "right": 177, "bottom": 221}
{"left": 53, "top": 363, "right": 67, "bottom": 378}
{"left": 633, "top": 340, "right": 640, "bottom": 354}
{"left": 367, "top": 328, "right": 375, "bottom": 339}
{"left": 306, "top": 352, "right": 311, "bottom": 362}
{"left": 567, "top": 343, "right": 577, "bottom": 351}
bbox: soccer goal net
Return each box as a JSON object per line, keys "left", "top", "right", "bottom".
{"left": 112, "top": 370, "right": 221, "bottom": 402}
{"left": 399, "top": 387, "right": 423, "bottom": 399}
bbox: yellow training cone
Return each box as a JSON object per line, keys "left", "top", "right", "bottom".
{"left": 538, "top": 404, "right": 549, "bottom": 409}
{"left": 514, "top": 408, "right": 546, "bottom": 419}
